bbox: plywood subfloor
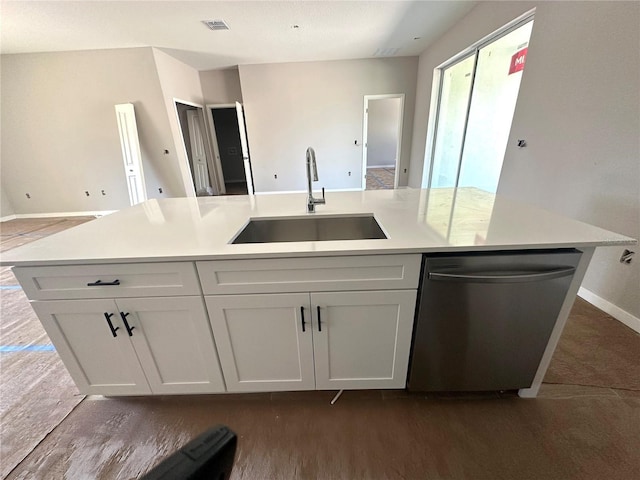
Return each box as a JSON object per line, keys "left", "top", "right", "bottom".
{"left": 1, "top": 217, "right": 95, "bottom": 478}
{"left": 366, "top": 167, "right": 395, "bottom": 190}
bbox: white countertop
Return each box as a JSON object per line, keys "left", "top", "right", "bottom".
{"left": 1, "top": 188, "right": 635, "bottom": 266}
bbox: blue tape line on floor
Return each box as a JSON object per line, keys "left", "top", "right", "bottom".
{"left": 0, "top": 285, "right": 22, "bottom": 290}
{"left": 0, "top": 345, "right": 56, "bottom": 352}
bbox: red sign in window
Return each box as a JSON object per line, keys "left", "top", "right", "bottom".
{"left": 509, "top": 47, "right": 528, "bottom": 75}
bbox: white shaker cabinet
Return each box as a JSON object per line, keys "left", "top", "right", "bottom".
{"left": 311, "top": 290, "right": 416, "bottom": 390}
{"left": 32, "top": 299, "right": 152, "bottom": 395}
{"left": 31, "top": 296, "right": 226, "bottom": 395}
{"left": 205, "top": 289, "right": 416, "bottom": 393}
{"left": 205, "top": 293, "right": 315, "bottom": 392}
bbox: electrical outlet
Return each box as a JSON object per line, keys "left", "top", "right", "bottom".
{"left": 619, "top": 249, "right": 635, "bottom": 264}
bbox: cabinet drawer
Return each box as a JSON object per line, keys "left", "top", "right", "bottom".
{"left": 197, "top": 254, "right": 421, "bottom": 294}
{"left": 13, "top": 262, "right": 201, "bottom": 300}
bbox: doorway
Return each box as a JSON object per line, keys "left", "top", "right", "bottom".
{"left": 425, "top": 13, "right": 534, "bottom": 193}
{"left": 174, "top": 101, "right": 217, "bottom": 196}
{"left": 206, "top": 103, "right": 254, "bottom": 195}
{"left": 362, "top": 94, "right": 404, "bottom": 190}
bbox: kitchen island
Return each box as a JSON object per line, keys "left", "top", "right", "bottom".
{"left": 2, "top": 188, "right": 635, "bottom": 398}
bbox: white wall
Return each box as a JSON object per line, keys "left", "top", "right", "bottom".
{"left": 152, "top": 48, "right": 209, "bottom": 198}
{"left": 367, "top": 98, "right": 402, "bottom": 168}
{"left": 238, "top": 57, "right": 418, "bottom": 192}
{"left": 0, "top": 47, "right": 185, "bottom": 214}
{"left": 498, "top": 1, "right": 639, "bottom": 319}
{"left": 200, "top": 68, "right": 243, "bottom": 104}
{"left": 411, "top": 1, "right": 639, "bottom": 319}
{"left": 1, "top": 186, "right": 15, "bottom": 218}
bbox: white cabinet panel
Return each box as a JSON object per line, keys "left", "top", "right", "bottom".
{"left": 205, "top": 294, "right": 315, "bottom": 392}
{"left": 197, "top": 254, "right": 421, "bottom": 294}
{"left": 117, "top": 297, "right": 225, "bottom": 394}
{"left": 32, "top": 299, "right": 151, "bottom": 396}
{"left": 311, "top": 290, "right": 416, "bottom": 390}
{"left": 14, "top": 262, "right": 201, "bottom": 300}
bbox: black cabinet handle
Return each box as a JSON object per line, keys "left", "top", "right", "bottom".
{"left": 300, "top": 306, "right": 306, "bottom": 332}
{"left": 317, "top": 305, "right": 322, "bottom": 332}
{"left": 103, "top": 312, "right": 119, "bottom": 337}
{"left": 120, "top": 312, "right": 135, "bottom": 336}
{"left": 87, "top": 279, "right": 121, "bottom": 287}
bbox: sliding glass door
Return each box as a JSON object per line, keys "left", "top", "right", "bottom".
{"left": 427, "top": 17, "right": 534, "bottom": 193}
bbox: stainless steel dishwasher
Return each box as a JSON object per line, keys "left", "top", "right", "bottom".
{"left": 408, "top": 249, "right": 582, "bottom": 392}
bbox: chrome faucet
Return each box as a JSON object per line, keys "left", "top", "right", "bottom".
{"left": 306, "top": 147, "right": 325, "bottom": 212}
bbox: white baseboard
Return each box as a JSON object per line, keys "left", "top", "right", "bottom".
{"left": 2, "top": 210, "right": 117, "bottom": 221}
{"left": 578, "top": 287, "right": 640, "bottom": 334}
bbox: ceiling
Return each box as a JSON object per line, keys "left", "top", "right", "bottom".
{"left": 1, "top": 1, "right": 476, "bottom": 71}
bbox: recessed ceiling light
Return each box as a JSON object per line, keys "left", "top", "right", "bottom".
{"left": 202, "top": 20, "right": 229, "bottom": 31}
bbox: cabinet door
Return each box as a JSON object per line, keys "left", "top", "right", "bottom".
{"left": 116, "top": 297, "right": 226, "bottom": 394}
{"left": 31, "top": 299, "right": 151, "bottom": 395}
{"left": 205, "top": 294, "right": 314, "bottom": 392}
{"left": 311, "top": 290, "right": 416, "bottom": 390}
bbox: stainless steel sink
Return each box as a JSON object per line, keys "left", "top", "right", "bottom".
{"left": 231, "top": 215, "right": 387, "bottom": 244}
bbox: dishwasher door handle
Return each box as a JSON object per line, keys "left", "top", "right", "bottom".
{"left": 428, "top": 267, "right": 576, "bottom": 283}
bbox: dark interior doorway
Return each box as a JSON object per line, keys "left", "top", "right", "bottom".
{"left": 210, "top": 108, "right": 248, "bottom": 195}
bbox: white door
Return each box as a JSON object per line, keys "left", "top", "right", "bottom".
{"left": 235, "top": 102, "right": 254, "bottom": 194}
{"left": 205, "top": 293, "right": 315, "bottom": 392}
{"left": 32, "top": 299, "right": 151, "bottom": 395}
{"left": 116, "top": 296, "right": 226, "bottom": 394}
{"left": 186, "top": 110, "right": 211, "bottom": 195}
{"left": 311, "top": 290, "right": 416, "bottom": 390}
{"left": 115, "top": 103, "right": 147, "bottom": 205}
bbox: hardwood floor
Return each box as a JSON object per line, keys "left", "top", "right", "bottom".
{"left": 1, "top": 217, "right": 639, "bottom": 479}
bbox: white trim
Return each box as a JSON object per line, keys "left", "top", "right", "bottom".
{"left": 362, "top": 94, "right": 405, "bottom": 190}
{"left": 518, "top": 247, "right": 595, "bottom": 398}
{"left": 2, "top": 211, "right": 117, "bottom": 220}
{"left": 173, "top": 99, "right": 220, "bottom": 197}
{"left": 578, "top": 287, "right": 640, "bottom": 334}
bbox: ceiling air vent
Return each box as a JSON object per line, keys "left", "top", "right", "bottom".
{"left": 202, "top": 20, "right": 229, "bottom": 31}
{"left": 373, "top": 48, "right": 401, "bottom": 57}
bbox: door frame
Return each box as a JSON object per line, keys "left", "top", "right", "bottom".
{"left": 421, "top": 8, "right": 536, "bottom": 188}
{"left": 205, "top": 103, "right": 255, "bottom": 195}
{"left": 361, "top": 94, "right": 405, "bottom": 190}
{"left": 173, "top": 99, "right": 220, "bottom": 195}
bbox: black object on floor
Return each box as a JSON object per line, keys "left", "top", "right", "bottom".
{"left": 141, "top": 425, "right": 237, "bottom": 480}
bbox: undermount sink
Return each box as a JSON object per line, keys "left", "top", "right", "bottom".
{"left": 231, "top": 214, "right": 387, "bottom": 244}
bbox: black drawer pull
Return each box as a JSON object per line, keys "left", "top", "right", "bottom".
{"left": 317, "top": 305, "right": 322, "bottom": 332}
{"left": 87, "top": 279, "right": 121, "bottom": 287}
{"left": 103, "top": 312, "right": 119, "bottom": 337}
{"left": 120, "top": 312, "right": 135, "bottom": 336}
{"left": 300, "top": 306, "right": 306, "bottom": 332}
